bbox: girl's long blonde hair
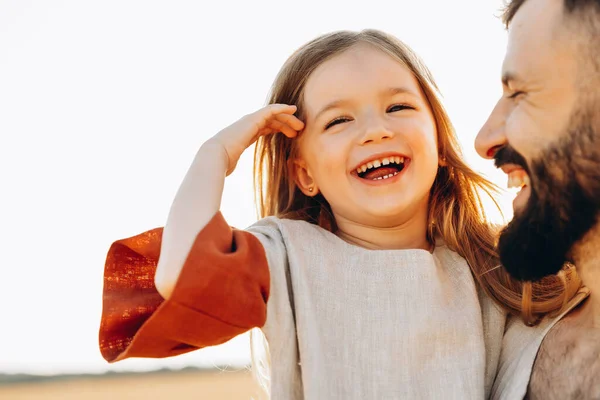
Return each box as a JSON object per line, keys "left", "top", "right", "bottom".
{"left": 250, "top": 29, "right": 581, "bottom": 396}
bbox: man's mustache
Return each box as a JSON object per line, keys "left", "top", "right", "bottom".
{"left": 493, "top": 145, "right": 530, "bottom": 173}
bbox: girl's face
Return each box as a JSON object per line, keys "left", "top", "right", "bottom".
{"left": 294, "top": 44, "right": 440, "bottom": 228}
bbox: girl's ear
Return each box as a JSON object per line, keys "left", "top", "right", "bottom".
{"left": 293, "top": 158, "right": 319, "bottom": 196}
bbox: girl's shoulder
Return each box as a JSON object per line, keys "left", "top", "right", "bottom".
{"left": 248, "top": 215, "right": 320, "bottom": 230}
{"left": 246, "top": 216, "right": 336, "bottom": 245}
{"left": 431, "top": 237, "right": 467, "bottom": 266}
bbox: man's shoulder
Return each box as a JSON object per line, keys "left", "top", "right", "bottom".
{"left": 528, "top": 301, "right": 600, "bottom": 399}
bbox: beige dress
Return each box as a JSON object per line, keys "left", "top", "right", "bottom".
{"left": 98, "top": 212, "right": 589, "bottom": 399}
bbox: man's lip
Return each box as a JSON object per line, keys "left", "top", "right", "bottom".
{"left": 499, "top": 163, "right": 527, "bottom": 175}
{"left": 513, "top": 185, "right": 531, "bottom": 214}
{"left": 351, "top": 151, "right": 410, "bottom": 173}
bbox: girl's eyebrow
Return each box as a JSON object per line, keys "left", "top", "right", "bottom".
{"left": 386, "top": 86, "right": 419, "bottom": 97}
{"left": 314, "top": 99, "right": 350, "bottom": 122}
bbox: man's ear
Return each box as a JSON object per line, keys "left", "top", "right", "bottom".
{"left": 293, "top": 158, "right": 319, "bottom": 196}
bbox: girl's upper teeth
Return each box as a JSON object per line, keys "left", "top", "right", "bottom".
{"left": 356, "top": 156, "right": 404, "bottom": 174}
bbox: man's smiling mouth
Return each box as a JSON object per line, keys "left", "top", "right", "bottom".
{"left": 504, "top": 166, "right": 531, "bottom": 211}
{"left": 507, "top": 168, "right": 531, "bottom": 190}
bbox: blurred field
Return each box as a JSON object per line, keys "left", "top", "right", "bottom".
{"left": 0, "top": 369, "right": 261, "bottom": 400}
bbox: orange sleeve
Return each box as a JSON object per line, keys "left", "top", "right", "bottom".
{"left": 99, "top": 212, "right": 270, "bottom": 363}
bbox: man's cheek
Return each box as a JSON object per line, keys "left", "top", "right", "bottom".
{"left": 506, "top": 126, "right": 536, "bottom": 163}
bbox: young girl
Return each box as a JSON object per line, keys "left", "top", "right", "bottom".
{"left": 99, "top": 30, "right": 583, "bottom": 399}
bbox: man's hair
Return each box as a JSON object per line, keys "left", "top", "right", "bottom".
{"left": 502, "top": 0, "right": 600, "bottom": 27}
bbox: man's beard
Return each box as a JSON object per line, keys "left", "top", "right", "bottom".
{"left": 495, "top": 113, "right": 600, "bottom": 282}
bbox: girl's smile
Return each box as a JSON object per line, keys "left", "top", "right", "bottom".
{"left": 351, "top": 152, "right": 410, "bottom": 186}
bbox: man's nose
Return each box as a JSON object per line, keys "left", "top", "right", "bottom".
{"left": 475, "top": 100, "right": 507, "bottom": 159}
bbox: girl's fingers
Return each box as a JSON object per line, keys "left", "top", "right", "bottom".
{"left": 275, "top": 113, "right": 305, "bottom": 131}
{"left": 272, "top": 103, "right": 297, "bottom": 112}
{"left": 261, "top": 103, "right": 297, "bottom": 118}
{"left": 250, "top": 104, "right": 303, "bottom": 139}
{"left": 250, "top": 104, "right": 295, "bottom": 133}
{"left": 268, "top": 120, "right": 298, "bottom": 138}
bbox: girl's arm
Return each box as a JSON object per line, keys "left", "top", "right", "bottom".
{"left": 155, "top": 104, "right": 303, "bottom": 299}
{"left": 99, "top": 105, "right": 303, "bottom": 363}
{"left": 153, "top": 140, "right": 228, "bottom": 299}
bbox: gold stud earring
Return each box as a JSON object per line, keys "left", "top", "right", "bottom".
{"left": 309, "top": 187, "right": 314, "bottom": 193}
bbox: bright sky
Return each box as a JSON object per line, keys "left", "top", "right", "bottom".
{"left": 0, "top": 0, "right": 514, "bottom": 375}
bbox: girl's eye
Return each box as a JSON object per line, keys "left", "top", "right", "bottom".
{"left": 387, "top": 104, "right": 414, "bottom": 113}
{"left": 325, "top": 117, "right": 351, "bottom": 130}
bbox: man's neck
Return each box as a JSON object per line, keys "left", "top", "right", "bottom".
{"left": 572, "top": 220, "right": 600, "bottom": 328}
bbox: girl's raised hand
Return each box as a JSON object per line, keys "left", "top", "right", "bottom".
{"left": 210, "top": 104, "right": 304, "bottom": 175}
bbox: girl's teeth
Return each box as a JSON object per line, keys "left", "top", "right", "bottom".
{"left": 373, "top": 171, "right": 399, "bottom": 180}
{"left": 355, "top": 157, "right": 407, "bottom": 175}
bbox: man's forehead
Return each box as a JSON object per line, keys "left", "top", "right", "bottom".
{"left": 509, "top": 0, "right": 564, "bottom": 32}
{"left": 502, "top": 0, "right": 566, "bottom": 82}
